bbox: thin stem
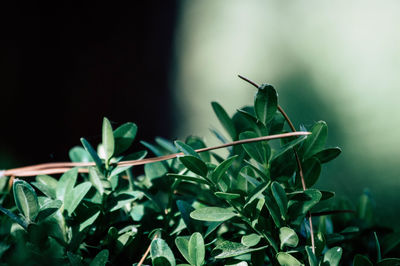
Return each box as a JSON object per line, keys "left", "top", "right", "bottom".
{"left": 137, "top": 234, "right": 158, "bottom": 266}
{"left": 238, "top": 74, "right": 316, "bottom": 254}
{"left": 2, "top": 132, "right": 309, "bottom": 177}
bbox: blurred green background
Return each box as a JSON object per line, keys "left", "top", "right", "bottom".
{"left": 172, "top": 1, "right": 400, "bottom": 228}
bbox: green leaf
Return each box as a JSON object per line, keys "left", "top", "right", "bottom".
{"left": 102, "top": 117, "right": 115, "bottom": 162}
{"left": 36, "top": 199, "right": 62, "bottom": 222}
{"left": 89, "top": 249, "right": 109, "bottom": 266}
{"left": 214, "top": 192, "right": 241, "bottom": 200}
{"left": 89, "top": 167, "right": 105, "bottom": 195}
{"left": 188, "top": 232, "right": 205, "bottom": 266}
{"left": 353, "top": 254, "right": 373, "bottom": 266}
{"left": 151, "top": 238, "right": 176, "bottom": 266}
{"left": 300, "top": 157, "right": 322, "bottom": 188}
{"left": 271, "top": 181, "right": 288, "bottom": 220}
{"left": 211, "top": 155, "right": 238, "bottom": 184}
{"left": 241, "top": 234, "right": 261, "bottom": 247}
{"left": 279, "top": 227, "right": 299, "bottom": 249}
{"left": 185, "top": 136, "right": 210, "bottom": 162}
{"left": 212, "top": 241, "right": 268, "bottom": 259}
{"left": 144, "top": 161, "right": 168, "bottom": 180}
{"left": 301, "top": 121, "right": 328, "bottom": 160}
{"left": 254, "top": 84, "right": 278, "bottom": 125}
{"left": 167, "top": 174, "right": 209, "bottom": 185}
{"left": 69, "top": 146, "right": 92, "bottom": 163}
{"left": 246, "top": 182, "right": 269, "bottom": 206}
{"left": 190, "top": 207, "right": 237, "bottom": 222}
{"left": 175, "top": 140, "right": 200, "bottom": 159}
{"left": 0, "top": 205, "right": 28, "bottom": 230}
{"left": 211, "top": 101, "right": 237, "bottom": 140}
{"left": 64, "top": 182, "right": 92, "bottom": 215}
{"left": 13, "top": 179, "right": 39, "bottom": 223}
{"left": 276, "top": 252, "right": 302, "bottom": 266}
{"left": 322, "top": 247, "right": 342, "bottom": 266}
{"left": 382, "top": 232, "right": 400, "bottom": 256}
{"left": 79, "top": 211, "right": 100, "bottom": 232}
{"left": 288, "top": 189, "right": 322, "bottom": 224}
{"left": 32, "top": 175, "right": 57, "bottom": 199}
{"left": 239, "top": 131, "right": 269, "bottom": 164}
{"left": 264, "top": 193, "right": 282, "bottom": 228}
{"left": 377, "top": 258, "right": 400, "bottom": 266}
{"left": 271, "top": 135, "right": 307, "bottom": 160}
{"left": 81, "top": 138, "right": 103, "bottom": 170}
{"left": 306, "top": 246, "right": 318, "bottom": 266}
{"left": 313, "top": 147, "right": 341, "bottom": 163}
{"left": 374, "top": 232, "right": 382, "bottom": 262}
{"left": 175, "top": 236, "right": 191, "bottom": 264}
{"left": 109, "top": 192, "right": 142, "bottom": 212}
{"left": 179, "top": 156, "right": 208, "bottom": 177}
{"left": 176, "top": 200, "right": 202, "bottom": 233}
{"left": 113, "top": 122, "right": 137, "bottom": 155}
{"left": 67, "top": 252, "right": 83, "bottom": 266}
{"left": 56, "top": 167, "right": 78, "bottom": 201}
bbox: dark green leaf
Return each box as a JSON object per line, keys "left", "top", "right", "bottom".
{"left": 239, "top": 131, "right": 269, "bottom": 164}
{"left": 190, "top": 207, "right": 237, "bottom": 222}
{"left": 264, "top": 193, "right": 282, "bottom": 228}
{"left": 301, "top": 121, "right": 328, "bottom": 160}
{"left": 0, "top": 205, "right": 28, "bottom": 229}
{"left": 241, "top": 234, "right": 261, "bottom": 247}
{"left": 179, "top": 156, "right": 208, "bottom": 177}
{"left": 276, "top": 252, "right": 302, "bottom": 266}
{"left": 288, "top": 189, "right": 322, "bottom": 225}
{"left": 185, "top": 136, "right": 210, "bottom": 162}
{"left": 377, "top": 258, "right": 400, "bottom": 266}
{"left": 212, "top": 101, "right": 237, "bottom": 140}
{"left": 151, "top": 238, "right": 176, "bottom": 266}
{"left": 322, "top": 247, "right": 342, "bottom": 266}
{"left": 81, "top": 138, "right": 103, "bottom": 170}
{"left": 246, "top": 182, "right": 269, "bottom": 206}
{"left": 175, "top": 140, "right": 200, "bottom": 159}
{"left": 67, "top": 252, "right": 83, "bottom": 266}
{"left": 271, "top": 135, "right": 307, "bottom": 160}
{"left": 313, "top": 147, "right": 341, "bottom": 163}
{"left": 271, "top": 181, "right": 287, "bottom": 220}
{"left": 353, "top": 254, "right": 373, "bottom": 266}
{"left": 36, "top": 199, "right": 62, "bottom": 222}
{"left": 374, "top": 232, "right": 382, "bottom": 262}
{"left": 254, "top": 84, "right": 278, "bottom": 125}
{"left": 214, "top": 192, "right": 241, "bottom": 200}
{"left": 89, "top": 249, "right": 109, "bottom": 266}
{"left": 168, "top": 173, "right": 209, "bottom": 185}
{"left": 13, "top": 179, "right": 39, "bottom": 222}
{"left": 212, "top": 241, "right": 268, "bottom": 259}
{"left": 113, "top": 122, "right": 137, "bottom": 155}
{"left": 382, "top": 232, "right": 400, "bottom": 256}
{"left": 300, "top": 157, "right": 322, "bottom": 188}
{"left": 279, "top": 227, "right": 299, "bottom": 249}
{"left": 188, "top": 232, "right": 205, "bottom": 266}
{"left": 176, "top": 200, "right": 202, "bottom": 233}
{"left": 306, "top": 246, "right": 318, "bottom": 266}
{"left": 102, "top": 117, "right": 115, "bottom": 162}
{"left": 79, "top": 211, "right": 100, "bottom": 232}
{"left": 211, "top": 155, "right": 238, "bottom": 184}
{"left": 320, "top": 191, "right": 335, "bottom": 201}
{"left": 144, "top": 161, "right": 168, "bottom": 180}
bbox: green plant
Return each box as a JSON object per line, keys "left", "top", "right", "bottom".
{"left": 0, "top": 76, "right": 399, "bottom": 265}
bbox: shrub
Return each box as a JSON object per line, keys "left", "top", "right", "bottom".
{"left": 0, "top": 77, "right": 399, "bottom": 265}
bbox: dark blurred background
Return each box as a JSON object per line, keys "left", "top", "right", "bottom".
{"left": 0, "top": 2, "right": 178, "bottom": 167}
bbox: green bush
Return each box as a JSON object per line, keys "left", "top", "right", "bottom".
{"left": 0, "top": 78, "right": 399, "bottom": 265}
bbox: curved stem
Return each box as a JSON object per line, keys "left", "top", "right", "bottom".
{"left": 238, "top": 74, "right": 316, "bottom": 254}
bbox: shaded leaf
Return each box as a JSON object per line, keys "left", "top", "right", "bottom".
{"left": 168, "top": 174, "right": 209, "bottom": 185}
{"left": 353, "top": 254, "right": 373, "bottom": 266}
{"left": 301, "top": 121, "right": 328, "bottom": 160}
{"left": 89, "top": 249, "right": 109, "bottom": 266}
{"left": 322, "top": 247, "right": 342, "bottom": 266}
{"left": 179, "top": 156, "right": 208, "bottom": 177}
{"left": 300, "top": 157, "right": 322, "bottom": 188}
{"left": 239, "top": 131, "right": 269, "bottom": 164}
{"left": 254, "top": 84, "right": 278, "bottom": 125}
{"left": 382, "top": 232, "right": 400, "bottom": 256}
{"left": 81, "top": 138, "right": 103, "bottom": 170}
{"left": 306, "top": 246, "right": 317, "bottom": 266}
{"left": 151, "top": 238, "right": 176, "bottom": 266}
{"left": 212, "top": 101, "right": 237, "bottom": 140}
{"left": 211, "top": 155, "right": 238, "bottom": 184}
{"left": 271, "top": 181, "right": 287, "bottom": 220}
{"left": 144, "top": 161, "right": 168, "bottom": 180}
{"left": 0, "top": 205, "right": 28, "bottom": 230}
{"left": 113, "top": 122, "right": 137, "bottom": 155}
{"left": 175, "top": 140, "right": 200, "bottom": 159}
{"left": 264, "top": 193, "right": 282, "bottom": 228}
{"left": 212, "top": 241, "right": 268, "bottom": 259}
{"left": 313, "top": 147, "right": 341, "bottom": 163}
{"left": 79, "top": 211, "right": 100, "bottom": 232}
{"left": 241, "top": 234, "right": 261, "bottom": 247}
{"left": 377, "top": 258, "right": 400, "bottom": 266}
{"left": 214, "top": 192, "right": 241, "bottom": 200}
{"left": 36, "top": 199, "right": 62, "bottom": 222}
{"left": 246, "top": 182, "right": 269, "bottom": 206}
{"left": 374, "top": 232, "right": 382, "bottom": 262}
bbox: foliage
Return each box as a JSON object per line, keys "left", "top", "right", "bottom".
{"left": 0, "top": 81, "right": 399, "bottom": 265}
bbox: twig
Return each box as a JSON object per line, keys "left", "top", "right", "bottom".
{"left": 1, "top": 132, "right": 309, "bottom": 177}
{"left": 137, "top": 234, "right": 158, "bottom": 266}
{"left": 238, "top": 74, "right": 316, "bottom": 254}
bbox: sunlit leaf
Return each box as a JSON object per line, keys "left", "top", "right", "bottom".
{"left": 190, "top": 207, "right": 237, "bottom": 222}
{"left": 13, "top": 179, "right": 39, "bottom": 223}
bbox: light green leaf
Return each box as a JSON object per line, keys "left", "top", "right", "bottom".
{"left": 64, "top": 182, "right": 92, "bottom": 215}
{"left": 211, "top": 155, "right": 238, "bottom": 184}
{"left": 69, "top": 146, "right": 92, "bottom": 163}
{"left": 81, "top": 138, "right": 103, "bottom": 170}
{"left": 79, "top": 211, "right": 100, "bottom": 232}
{"left": 113, "top": 122, "right": 137, "bottom": 155}
{"left": 102, "top": 117, "right": 115, "bottom": 162}
{"left": 188, "top": 232, "right": 205, "bottom": 266}
{"left": 151, "top": 238, "right": 176, "bottom": 266}
{"left": 211, "top": 101, "right": 237, "bottom": 140}
{"left": 13, "top": 179, "right": 39, "bottom": 223}
{"left": 301, "top": 121, "right": 328, "bottom": 160}
{"left": 190, "top": 207, "right": 237, "bottom": 222}
{"left": 175, "top": 236, "right": 191, "bottom": 264}
{"left": 89, "top": 167, "right": 105, "bottom": 195}
{"left": 323, "top": 247, "right": 342, "bottom": 266}
{"left": 179, "top": 156, "right": 208, "bottom": 177}
{"left": 239, "top": 131, "right": 269, "bottom": 164}
{"left": 175, "top": 140, "right": 200, "bottom": 159}
{"left": 56, "top": 167, "right": 78, "bottom": 201}
{"left": 89, "top": 249, "right": 109, "bottom": 266}
{"left": 254, "top": 84, "right": 278, "bottom": 125}
{"left": 279, "top": 227, "right": 299, "bottom": 249}
{"left": 353, "top": 254, "right": 373, "bottom": 266}
{"left": 144, "top": 161, "right": 168, "bottom": 180}
{"left": 271, "top": 181, "right": 287, "bottom": 220}
{"left": 276, "top": 252, "right": 302, "bottom": 266}
{"left": 212, "top": 241, "right": 268, "bottom": 259}
{"left": 241, "top": 234, "right": 261, "bottom": 247}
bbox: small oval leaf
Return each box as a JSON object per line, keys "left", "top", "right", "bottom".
{"left": 190, "top": 207, "right": 237, "bottom": 222}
